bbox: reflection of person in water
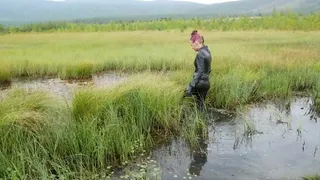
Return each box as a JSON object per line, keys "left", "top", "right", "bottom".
{"left": 189, "top": 129, "right": 209, "bottom": 176}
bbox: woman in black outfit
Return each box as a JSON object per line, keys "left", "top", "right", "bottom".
{"left": 184, "top": 30, "right": 212, "bottom": 111}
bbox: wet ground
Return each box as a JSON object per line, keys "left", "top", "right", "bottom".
{"left": 0, "top": 72, "right": 127, "bottom": 102}
{"left": 150, "top": 97, "right": 320, "bottom": 180}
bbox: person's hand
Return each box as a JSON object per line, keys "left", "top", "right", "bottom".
{"left": 184, "top": 84, "right": 193, "bottom": 97}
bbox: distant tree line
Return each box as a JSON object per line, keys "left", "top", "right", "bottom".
{"left": 1, "top": 10, "right": 320, "bottom": 33}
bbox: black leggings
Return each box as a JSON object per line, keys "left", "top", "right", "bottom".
{"left": 192, "top": 87, "right": 209, "bottom": 111}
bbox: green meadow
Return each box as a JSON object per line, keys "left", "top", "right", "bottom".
{"left": 1, "top": 16, "right": 320, "bottom": 179}
{"left": 1, "top": 30, "right": 319, "bottom": 108}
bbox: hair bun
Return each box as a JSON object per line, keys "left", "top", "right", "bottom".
{"left": 190, "top": 30, "right": 203, "bottom": 43}
{"left": 191, "top": 30, "right": 198, "bottom": 35}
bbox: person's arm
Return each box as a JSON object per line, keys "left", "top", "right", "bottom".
{"left": 190, "top": 50, "right": 207, "bottom": 87}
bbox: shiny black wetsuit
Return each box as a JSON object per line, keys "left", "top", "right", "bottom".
{"left": 189, "top": 45, "right": 212, "bottom": 111}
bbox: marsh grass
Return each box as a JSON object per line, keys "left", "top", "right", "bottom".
{"left": 0, "top": 73, "right": 208, "bottom": 179}
{"left": 0, "top": 88, "right": 69, "bottom": 179}
{"left": 59, "top": 61, "right": 95, "bottom": 80}
{"left": 1, "top": 32, "right": 319, "bottom": 106}
{"left": 316, "top": 97, "right": 320, "bottom": 112}
{"left": 0, "top": 30, "right": 320, "bottom": 178}
{"left": 0, "top": 31, "right": 193, "bottom": 82}
{"left": 303, "top": 174, "right": 320, "bottom": 180}
{"left": 313, "top": 81, "right": 320, "bottom": 112}
{"left": 0, "top": 64, "right": 11, "bottom": 85}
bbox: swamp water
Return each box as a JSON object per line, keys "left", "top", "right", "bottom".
{"left": 0, "top": 73, "right": 127, "bottom": 102}
{"left": 112, "top": 97, "right": 320, "bottom": 180}
{"left": 143, "top": 97, "right": 320, "bottom": 180}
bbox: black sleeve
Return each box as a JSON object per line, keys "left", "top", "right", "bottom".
{"left": 190, "top": 54, "right": 206, "bottom": 87}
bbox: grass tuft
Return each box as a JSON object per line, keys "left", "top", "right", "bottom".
{"left": 0, "top": 64, "right": 11, "bottom": 85}
{"left": 0, "top": 88, "right": 64, "bottom": 130}
{"left": 60, "top": 61, "right": 94, "bottom": 80}
{"left": 0, "top": 74, "right": 207, "bottom": 179}
{"left": 303, "top": 174, "right": 320, "bottom": 180}
{"left": 0, "top": 88, "right": 69, "bottom": 179}
{"left": 314, "top": 82, "right": 320, "bottom": 112}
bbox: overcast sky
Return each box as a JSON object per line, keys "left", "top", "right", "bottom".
{"left": 46, "top": 0, "right": 240, "bottom": 4}
{"left": 45, "top": 0, "right": 240, "bottom": 4}
{"left": 171, "top": 0, "right": 240, "bottom": 4}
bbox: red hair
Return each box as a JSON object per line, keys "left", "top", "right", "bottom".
{"left": 190, "top": 30, "right": 203, "bottom": 43}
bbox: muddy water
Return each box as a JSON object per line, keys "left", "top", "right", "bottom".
{"left": 0, "top": 73, "right": 127, "bottom": 102}
{"left": 151, "top": 97, "right": 320, "bottom": 180}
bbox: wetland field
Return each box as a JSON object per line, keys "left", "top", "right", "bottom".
{"left": 0, "top": 23, "right": 320, "bottom": 179}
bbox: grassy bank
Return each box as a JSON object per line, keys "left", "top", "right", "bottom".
{"left": 0, "top": 73, "right": 206, "bottom": 179}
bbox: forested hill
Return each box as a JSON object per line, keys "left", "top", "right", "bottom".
{"left": 0, "top": 0, "right": 204, "bottom": 25}
{"left": 1, "top": 0, "right": 320, "bottom": 25}
{"left": 197, "top": 0, "right": 320, "bottom": 16}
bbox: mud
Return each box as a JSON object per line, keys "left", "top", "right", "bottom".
{"left": 150, "top": 97, "right": 320, "bottom": 180}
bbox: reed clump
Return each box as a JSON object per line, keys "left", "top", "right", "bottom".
{"left": 0, "top": 74, "right": 207, "bottom": 179}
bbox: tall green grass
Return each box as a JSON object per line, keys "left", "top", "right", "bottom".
{"left": 0, "top": 74, "right": 206, "bottom": 179}
{"left": 314, "top": 79, "right": 320, "bottom": 112}
{"left": 0, "top": 88, "right": 69, "bottom": 179}
{"left": 316, "top": 96, "right": 320, "bottom": 111}
{"left": 0, "top": 64, "right": 11, "bottom": 85}
{"left": 59, "top": 61, "right": 95, "bottom": 80}
{"left": 1, "top": 30, "right": 319, "bottom": 110}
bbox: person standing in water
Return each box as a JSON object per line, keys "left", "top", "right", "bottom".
{"left": 184, "top": 30, "right": 212, "bottom": 111}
